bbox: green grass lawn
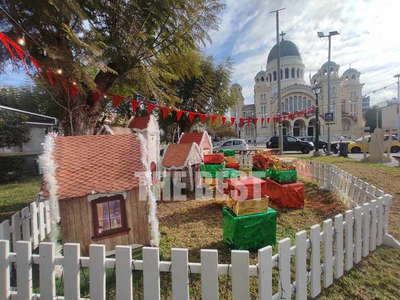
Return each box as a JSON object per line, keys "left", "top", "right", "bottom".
{"left": 0, "top": 176, "right": 42, "bottom": 223}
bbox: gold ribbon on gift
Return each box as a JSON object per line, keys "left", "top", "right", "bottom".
{"left": 227, "top": 196, "right": 270, "bottom": 216}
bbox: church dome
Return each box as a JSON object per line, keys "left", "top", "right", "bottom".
{"left": 256, "top": 70, "right": 266, "bottom": 77}
{"left": 231, "top": 83, "right": 242, "bottom": 88}
{"left": 343, "top": 68, "right": 358, "bottom": 75}
{"left": 267, "top": 39, "right": 301, "bottom": 63}
{"left": 321, "top": 61, "right": 338, "bottom": 70}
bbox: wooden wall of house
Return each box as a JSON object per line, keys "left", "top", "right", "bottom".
{"left": 59, "top": 188, "right": 150, "bottom": 252}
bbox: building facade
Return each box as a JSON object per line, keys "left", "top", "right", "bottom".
{"left": 230, "top": 37, "right": 365, "bottom": 143}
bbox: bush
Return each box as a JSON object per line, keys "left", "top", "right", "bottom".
{"left": 0, "top": 156, "right": 25, "bottom": 183}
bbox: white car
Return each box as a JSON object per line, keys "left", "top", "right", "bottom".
{"left": 213, "top": 139, "right": 249, "bottom": 151}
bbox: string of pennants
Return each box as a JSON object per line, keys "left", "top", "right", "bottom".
{"left": 0, "top": 31, "right": 316, "bottom": 126}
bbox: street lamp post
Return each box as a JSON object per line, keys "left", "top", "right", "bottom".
{"left": 318, "top": 31, "right": 340, "bottom": 156}
{"left": 312, "top": 85, "right": 322, "bottom": 157}
{"left": 395, "top": 74, "right": 400, "bottom": 101}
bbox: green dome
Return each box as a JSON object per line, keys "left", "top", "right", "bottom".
{"left": 267, "top": 39, "right": 301, "bottom": 63}
{"left": 343, "top": 68, "right": 358, "bottom": 75}
{"left": 321, "top": 61, "right": 337, "bottom": 70}
{"left": 231, "top": 83, "right": 242, "bottom": 88}
{"left": 256, "top": 70, "right": 266, "bottom": 77}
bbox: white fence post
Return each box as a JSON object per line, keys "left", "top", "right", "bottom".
{"left": 11, "top": 213, "right": 21, "bottom": 251}
{"left": 377, "top": 198, "right": 384, "bottom": 246}
{"left": 334, "top": 214, "right": 344, "bottom": 279}
{"left": 354, "top": 207, "right": 362, "bottom": 264}
{"left": 258, "top": 246, "right": 272, "bottom": 300}
{"left": 232, "top": 250, "right": 250, "bottom": 300}
{"left": 38, "top": 202, "right": 46, "bottom": 241}
{"left": 116, "top": 246, "right": 133, "bottom": 300}
{"left": 90, "top": 244, "right": 106, "bottom": 300}
{"left": 344, "top": 210, "right": 354, "bottom": 271}
{"left": 16, "top": 241, "right": 32, "bottom": 300}
{"left": 21, "top": 207, "right": 30, "bottom": 242}
{"left": 201, "top": 249, "right": 218, "bottom": 300}
{"left": 0, "top": 221, "right": 10, "bottom": 241}
{"left": 45, "top": 201, "right": 51, "bottom": 235}
{"left": 64, "top": 243, "right": 80, "bottom": 300}
{"left": 30, "top": 202, "right": 39, "bottom": 248}
{"left": 278, "top": 238, "right": 291, "bottom": 300}
{"left": 40, "top": 242, "right": 56, "bottom": 299}
{"left": 0, "top": 240, "right": 10, "bottom": 300}
{"left": 323, "top": 219, "right": 333, "bottom": 288}
{"left": 171, "top": 248, "right": 189, "bottom": 300}
{"left": 362, "top": 203, "right": 370, "bottom": 257}
{"left": 143, "top": 247, "right": 160, "bottom": 300}
{"left": 295, "top": 231, "right": 307, "bottom": 300}
{"left": 370, "top": 200, "right": 378, "bottom": 251}
{"left": 310, "top": 225, "right": 321, "bottom": 298}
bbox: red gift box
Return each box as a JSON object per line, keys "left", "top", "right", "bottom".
{"left": 253, "top": 155, "right": 270, "bottom": 170}
{"left": 226, "top": 177, "right": 267, "bottom": 201}
{"left": 225, "top": 162, "right": 239, "bottom": 170}
{"left": 204, "top": 153, "right": 224, "bottom": 164}
{"left": 265, "top": 178, "right": 304, "bottom": 208}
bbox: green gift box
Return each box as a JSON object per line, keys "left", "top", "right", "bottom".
{"left": 222, "top": 206, "right": 277, "bottom": 251}
{"left": 218, "top": 149, "right": 236, "bottom": 157}
{"left": 270, "top": 169, "right": 297, "bottom": 184}
{"left": 221, "top": 168, "right": 240, "bottom": 180}
{"left": 200, "top": 163, "right": 225, "bottom": 178}
{"left": 252, "top": 168, "right": 271, "bottom": 180}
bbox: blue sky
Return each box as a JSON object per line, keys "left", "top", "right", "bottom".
{"left": 1, "top": 0, "right": 399, "bottom": 106}
{"left": 204, "top": 0, "right": 400, "bottom": 105}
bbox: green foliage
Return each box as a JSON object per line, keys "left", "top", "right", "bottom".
{"left": 0, "top": 110, "right": 31, "bottom": 148}
{"left": 0, "top": 156, "right": 25, "bottom": 183}
{"left": 0, "top": 0, "right": 226, "bottom": 135}
{"left": 364, "top": 106, "right": 382, "bottom": 133}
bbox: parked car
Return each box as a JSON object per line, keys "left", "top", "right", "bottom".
{"left": 300, "top": 137, "right": 327, "bottom": 151}
{"left": 266, "top": 136, "right": 315, "bottom": 154}
{"left": 213, "top": 139, "right": 249, "bottom": 151}
{"left": 348, "top": 135, "right": 400, "bottom": 153}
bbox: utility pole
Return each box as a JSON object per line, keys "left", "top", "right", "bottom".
{"left": 395, "top": 74, "right": 400, "bottom": 101}
{"left": 270, "top": 8, "right": 285, "bottom": 155}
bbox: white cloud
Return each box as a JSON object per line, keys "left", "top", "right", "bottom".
{"left": 206, "top": 0, "right": 400, "bottom": 105}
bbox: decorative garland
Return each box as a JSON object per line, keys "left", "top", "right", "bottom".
{"left": 0, "top": 31, "right": 316, "bottom": 126}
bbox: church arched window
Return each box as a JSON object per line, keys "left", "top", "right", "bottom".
{"left": 331, "top": 67, "right": 334, "bottom": 74}
{"left": 285, "top": 98, "right": 289, "bottom": 112}
{"left": 352, "top": 74, "right": 356, "bottom": 80}
{"left": 298, "top": 96, "right": 302, "bottom": 111}
{"left": 256, "top": 78, "right": 259, "bottom": 82}
{"left": 307, "top": 99, "right": 311, "bottom": 108}
{"left": 261, "top": 76, "right": 265, "bottom": 82}
{"left": 303, "top": 97, "right": 307, "bottom": 110}
{"left": 285, "top": 68, "right": 289, "bottom": 79}
{"left": 273, "top": 71, "right": 277, "bottom": 81}
{"left": 291, "top": 68, "right": 295, "bottom": 78}
{"left": 297, "top": 69, "right": 300, "bottom": 78}
{"left": 323, "top": 69, "right": 327, "bottom": 75}
{"left": 345, "top": 76, "right": 349, "bottom": 81}
{"left": 281, "top": 69, "right": 283, "bottom": 80}
{"left": 282, "top": 102, "right": 284, "bottom": 112}
{"left": 294, "top": 96, "right": 298, "bottom": 111}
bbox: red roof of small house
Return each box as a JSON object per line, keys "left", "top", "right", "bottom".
{"left": 161, "top": 143, "right": 202, "bottom": 168}
{"left": 41, "top": 134, "right": 145, "bottom": 200}
{"left": 128, "top": 116, "right": 151, "bottom": 130}
{"left": 179, "top": 132, "right": 206, "bottom": 145}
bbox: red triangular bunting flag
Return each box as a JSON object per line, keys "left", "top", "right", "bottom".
{"left": 93, "top": 91, "right": 100, "bottom": 102}
{"left": 30, "top": 56, "right": 45, "bottom": 82}
{"left": 267, "top": 117, "right": 270, "bottom": 124}
{"left": 239, "top": 118, "right": 244, "bottom": 127}
{"left": 230, "top": 117, "right": 235, "bottom": 126}
{"left": 211, "top": 115, "right": 218, "bottom": 125}
{"left": 261, "top": 117, "right": 265, "bottom": 125}
{"left": 254, "top": 118, "right": 258, "bottom": 125}
{"left": 177, "top": 110, "right": 184, "bottom": 121}
{"left": 147, "top": 104, "right": 155, "bottom": 115}
{"left": 200, "top": 114, "right": 206, "bottom": 124}
{"left": 70, "top": 84, "right": 78, "bottom": 97}
{"left": 46, "top": 71, "right": 55, "bottom": 90}
{"left": 0, "top": 33, "right": 17, "bottom": 62}
{"left": 189, "top": 112, "right": 195, "bottom": 122}
{"left": 221, "top": 116, "right": 226, "bottom": 125}
{"left": 131, "top": 100, "right": 139, "bottom": 112}
{"left": 273, "top": 117, "right": 276, "bottom": 123}
{"left": 162, "top": 107, "right": 170, "bottom": 119}
{"left": 246, "top": 118, "right": 251, "bottom": 125}
{"left": 113, "top": 95, "right": 123, "bottom": 108}
{"left": 283, "top": 115, "right": 287, "bottom": 121}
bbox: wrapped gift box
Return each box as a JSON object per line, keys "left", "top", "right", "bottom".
{"left": 225, "top": 162, "right": 240, "bottom": 170}
{"left": 252, "top": 168, "right": 271, "bottom": 180}
{"left": 224, "top": 156, "right": 237, "bottom": 164}
{"left": 218, "top": 149, "right": 236, "bottom": 157}
{"left": 227, "top": 196, "right": 269, "bottom": 216}
{"left": 270, "top": 169, "right": 298, "bottom": 184}
{"left": 200, "top": 163, "right": 225, "bottom": 178}
{"left": 253, "top": 155, "right": 270, "bottom": 170}
{"left": 204, "top": 153, "right": 225, "bottom": 164}
{"left": 269, "top": 156, "right": 297, "bottom": 171}
{"left": 265, "top": 178, "right": 304, "bottom": 208}
{"left": 223, "top": 206, "right": 277, "bottom": 251}
{"left": 226, "top": 177, "right": 267, "bottom": 201}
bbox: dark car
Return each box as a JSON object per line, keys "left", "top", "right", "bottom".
{"left": 300, "top": 137, "right": 327, "bottom": 150}
{"left": 267, "top": 136, "right": 315, "bottom": 154}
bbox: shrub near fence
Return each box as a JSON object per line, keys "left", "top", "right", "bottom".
{"left": 0, "top": 160, "right": 399, "bottom": 300}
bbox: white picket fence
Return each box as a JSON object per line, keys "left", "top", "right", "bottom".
{"left": 0, "top": 200, "right": 52, "bottom": 252}
{"left": 0, "top": 161, "right": 398, "bottom": 300}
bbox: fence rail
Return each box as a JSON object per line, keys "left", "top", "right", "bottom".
{"left": 0, "top": 160, "right": 398, "bottom": 300}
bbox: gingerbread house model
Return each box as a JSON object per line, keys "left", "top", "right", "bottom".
{"left": 161, "top": 142, "right": 203, "bottom": 192}
{"left": 39, "top": 134, "right": 151, "bottom": 251}
{"left": 178, "top": 131, "right": 213, "bottom": 156}
{"left": 127, "top": 115, "right": 161, "bottom": 178}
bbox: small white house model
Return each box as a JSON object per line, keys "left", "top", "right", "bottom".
{"left": 178, "top": 131, "right": 213, "bottom": 157}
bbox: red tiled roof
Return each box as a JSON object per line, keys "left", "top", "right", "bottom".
{"left": 128, "top": 116, "right": 150, "bottom": 130}
{"left": 179, "top": 132, "right": 205, "bottom": 145}
{"left": 42, "top": 134, "right": 145, "bottom": 200}
{"left": 162, "top": 143, "right": 198, "bottom": 168}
